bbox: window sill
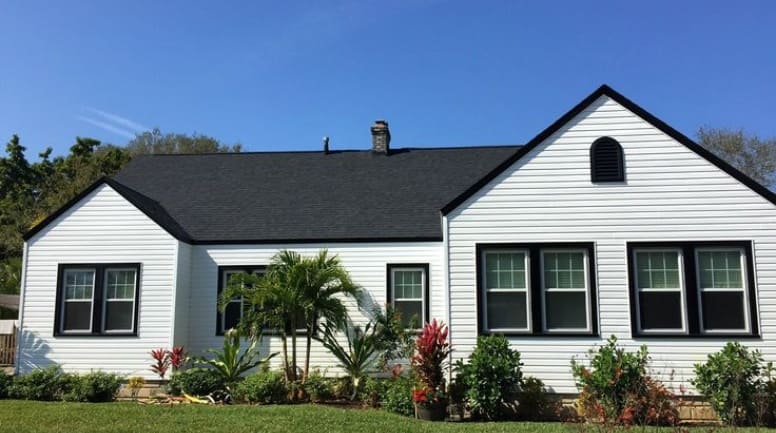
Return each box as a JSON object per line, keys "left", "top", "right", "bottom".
{"left": 54, "top": 332, "right": 138, "bottom": 337}
{"left": 480, "top": 331, "right": 600, "bottom": 338}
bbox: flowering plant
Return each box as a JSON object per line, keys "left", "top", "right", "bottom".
{"left": 410, "top": 319, "right": 451, "bottom": 407}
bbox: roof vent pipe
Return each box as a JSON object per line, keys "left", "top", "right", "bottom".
{"left": 323, "top": 136, "right": 330, "bottom": 154}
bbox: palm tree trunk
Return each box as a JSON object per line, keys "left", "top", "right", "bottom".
{"left": 281, "top": 330, "right": 290, "bottom": 382}
{"left": 303, "top": 323, "right": 312, "bottom": 383}
{"left": 290, "top": 316, "right": 298, "bottom": 383}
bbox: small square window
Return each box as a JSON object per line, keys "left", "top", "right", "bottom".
{"left": 388, "top": 265, "right": 428, "bottom": 329}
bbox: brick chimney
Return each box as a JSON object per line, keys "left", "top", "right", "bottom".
{"left": 370, "top": 120, "right": 390, "bottom": 154}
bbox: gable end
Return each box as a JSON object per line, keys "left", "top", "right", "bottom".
{"left": 441, "top": 84, "right": 776, "bottom": 214}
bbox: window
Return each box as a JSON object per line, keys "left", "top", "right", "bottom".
{"left": 477, "top": 243, "right": 597, "bottom": 336}
{"left": 216, "top": 266, "right": 265, "bottom": 335}
{"left": 55, "top": 263, "right": 140, "bottom": 336}
{"left": 696, "top": 249, "right": 750, "bottom": 333}
{"left": 541, "top": 250, "right": 591, "bottom": 332}
{"left": 590, "top": 137, "right": 624, "bottom": 182}
{"left": 387, "top": 264, "right": 429, "bottom": 329}
{"left": 627, "top": 242, "right": 758, "bottom": 337}
{"left": 632, "top": 249, "right": 686, "bottom": 333}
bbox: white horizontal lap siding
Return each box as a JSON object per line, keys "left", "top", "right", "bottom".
{"left": 173, "top": 242, "right": 192, "bottom": 348}
{"left": 20, "top": 184, "right": 177, "bottom": 379}
{"left": 447, "top": 95, "right": 776, "bottom": 394}
{"left": 186, "top": 243, "right": 443, "bottom": 375}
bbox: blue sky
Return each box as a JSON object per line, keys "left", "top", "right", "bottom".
{"left": 1, "top": 1, "right": 774, "bottom": 157}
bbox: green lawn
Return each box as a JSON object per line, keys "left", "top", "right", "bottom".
{"left": 0, "top": 401, "right": 765, "bottom": 433}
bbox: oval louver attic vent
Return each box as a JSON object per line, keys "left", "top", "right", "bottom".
{"left": 590, "top": 137, "right": 624, "bottom": 182}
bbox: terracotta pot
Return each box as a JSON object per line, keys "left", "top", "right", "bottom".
{"left": 415, "top": 400, "right": 447, "bottom": 421}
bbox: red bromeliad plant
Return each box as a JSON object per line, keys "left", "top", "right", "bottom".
{"left": 168, "top": 346, "right": 187, "bottom": 371}
{"left": 411, "top": 319, "right": 451, "bottom": 406}
{"left": 150, "top": 348, "right": 171, "bottom": 379}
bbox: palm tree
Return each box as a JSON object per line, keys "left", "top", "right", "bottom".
{"left": 298, "top": 249, "right": 361, "bottom": 382}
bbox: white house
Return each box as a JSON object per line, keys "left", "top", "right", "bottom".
{"left": 16, "top": 85, "right": 776, "bottom": 394}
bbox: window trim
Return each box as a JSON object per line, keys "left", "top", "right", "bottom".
{"left": 481, "top": 249, "right": 532, "bottom": 333}
{"left": 627, "top": 241, "right": 759, "bottom": 339}
{"left": 631, "top": 248, "right": 688, "bottom": 335}
{"left": 540, "top": 248, "right": 593, "bottom": 334}
{"left": 476, "top": 242, "right": 598, "bottom": 337}
{"left": 54, "top": 263, "right": 141, "bottom": 337}
{"left": 386, "top": 263, "right": 430, "bottom": 330}
{"left": 216, "top": 265, "right": 266, "bottom": 336}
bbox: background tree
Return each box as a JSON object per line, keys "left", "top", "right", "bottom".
{"left": 697, "top": 127, "right": 776, "bottom": 188}
{"left": 126, "top": 128, "right": 242, "bottom": 155}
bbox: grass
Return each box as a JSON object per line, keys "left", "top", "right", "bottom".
{"left": 0, "top": 401, "right": 771, "bottom": 433}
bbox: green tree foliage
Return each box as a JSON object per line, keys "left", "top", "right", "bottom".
{"left": 697, "top": 127, "right": 776, "bottom": 187}
{"left": 126, "top": 128, "right": 241, "bottom": 155}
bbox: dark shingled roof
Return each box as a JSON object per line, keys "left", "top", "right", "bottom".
{"left": 110, "top": 146, "right": 521, "bottom": 243}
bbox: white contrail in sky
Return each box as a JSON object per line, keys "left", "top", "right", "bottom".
{"left": 84, "top": 107, "right": 149, "bottom": 133}
{"left": 76, "top": 115, "right": 137, "bottom": 139}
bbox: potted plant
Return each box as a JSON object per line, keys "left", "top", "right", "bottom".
{"left": 411, "top": 319, "right": 451, "bottom": 421}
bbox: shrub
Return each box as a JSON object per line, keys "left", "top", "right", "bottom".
{"left": 171, "top": 368, "right": 223, "bottom": 396}
{"left": 571, "top": 336, "right": 677, "bottom": 426}
{"left": 411, "top": 320, "right": 451, "bottom": 408}
{"left": 692, "top": 341, "right": 764, "bottom": 425}
{"left": 235, "top": 371, "right": 287, "bottom": 404}
{"left": 195, "top": 330, "right": 277, "bottom": 392}
{"left": 382, "top": 374, "right": 415, "bottom": 417}
{"left": 361, "top": 376, "right": 387, "bottom": 407}
{"left": 64, "top": 371, "right": 123, "bottom": 402}
{"left": 0, "top": 373, "right": 12, "bottom": 399}
{"left": 8, "top": 366, "right": 68, "bottom": 401}
{"left": 304, "top": 371, "right": 335, "bottom": 403}
{"left": 455, "top": 335, "right": 523, "bottom": 420}
{"left": 516, "top": 376, "right": 551, "bottom": 421}
{"left": 127, "top": 376, "right": 145, "bottom": 400}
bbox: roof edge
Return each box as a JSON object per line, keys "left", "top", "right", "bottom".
{"left": 23, "top": 176, "right": 193, "bottom": 243}
{"left": 190, "top": 236, "right": 443, "bottom": 245}
{"left": 441, "top": 84, "right": 776, "bottom": 214}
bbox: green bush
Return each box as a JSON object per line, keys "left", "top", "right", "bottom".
{"left": 571, "top": 336, "right": 662, "bottom": 424}
{"left": 517, "top": 376, "right": 551, "bottom": 421}
{"left": 382, "top": 375, "right": 415, "bottom": 417}
{"left": 64, "top": 371, "right": 123, "bottom": 402}
{"left": 235, "top": 371, "right": 287, "bottom": 404}
{"left": 304, "top": 371, "right": 335, "bottom": 403}
{"left": 8, "top": 366, "right": 69, "bottom": 401}
{"left": 0, "top": 373, "right": 12, "bottom": 399}
{"left": 692, "top": 342, "right": 764, "bottom": 426}
{"left": 360, "top": 376, "right": 387, "bottom": 407}
{"left": 455, "top": 335, "right": 523, "bottom": 420}
{"left": 168, "top": 368, "right": 223, "bottom": 397}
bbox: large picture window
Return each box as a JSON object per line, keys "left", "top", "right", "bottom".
{"left": 55, "top": 263, "right": 140, "bottom": 336}
{"left": 387, "top": 264, "right": 429, "bottom": 329}
{"left": 627, "top": 241, "right": 758, "bottom": 337}
{"left": 477, "top": 243, "right": 597, "bottom": 336}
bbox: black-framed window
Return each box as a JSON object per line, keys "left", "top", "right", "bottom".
{"left": 476, "top": 243, "right": 598, "bottom": 336}
{"left": 216, "top": 265, "right": 265, "bottom": 336}
{"left": 54, "top": 263, "right": 141, "bottom": 336}
{"left": 590, "top": 136, "right": 625, "bottom": 182}
{"left": 627, "top": 241, "right": 758, "bottom": 338}
{"left": 387, "top": 264, "right": 429, "bottom": 329}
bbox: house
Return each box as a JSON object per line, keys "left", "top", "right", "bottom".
{"left": 15, "top": 85, "right": 776, "bottom": 394}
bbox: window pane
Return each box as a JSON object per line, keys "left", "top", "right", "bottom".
{"left": 106, "top": 270, "right": 136, "bottom": 299}
{"left": 544, "top": 252, "right": 585, "bottom": 289}
{"left": 63, "top": 301, "right": 91, "bottom": 331}
{"left": 64, "top": 270, "right": 94, "bottom": 300}
{"left": 485, "top": 253, "right": 526, "bottom": 289}
{"left": 393, "top": 270, "right": 423, "bottom": 300}
{"left": 701, "top": 292, "right": 746, "bottom": 330}
{"left": 697, "top": 251, "right": 743, "bottom": 289}
{"left": 104, "top": 301, "right": 134, "bottom": 331}
{"left": 395, "top": 300, "right": 423, "bottom": 328}
{"left": 545, "top": 291, "right": 587, "bottom": 330}
{"left": 636, "top": 251, "right": 680, "bottom": 289}
{"left": 486, "top": 292, "right": 527, "bottom": 330}
{"left": 223, "top": 301, "right": 242, "bottom": 331}
{"left": 639, "top": 292, "right": 683, "bottom": 330}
